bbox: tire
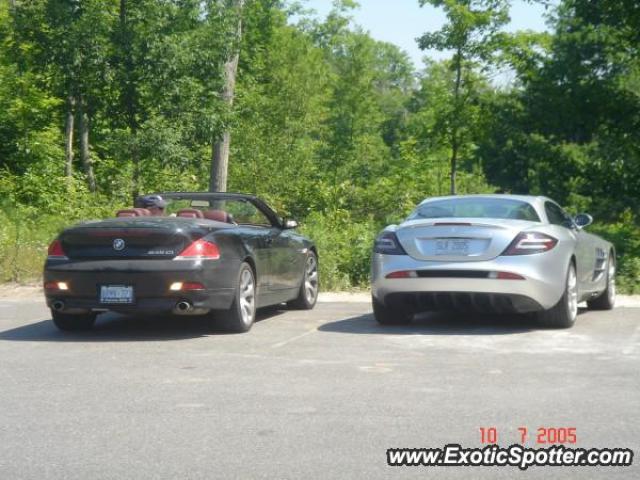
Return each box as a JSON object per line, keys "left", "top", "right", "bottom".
{"left": 372, "top": 296, "right": 411, "bottom": 325}
{"left": 587, "top": 253, "right": 616, "bottom": 310}
{"left": 536, "top": 262, "right": 578, "bottom": 329}
{"left": 287, "top": 251, "right": 319, "bottom": 310}
{"left": 219, "top": 263, "right": 256, "bottom": 333}
{"left": 52, "top": 311, "right": 96, "bottom": 331}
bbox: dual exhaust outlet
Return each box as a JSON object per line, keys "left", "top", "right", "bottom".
{"left": 51, "top": 299, "right": 204, "bottom": 315}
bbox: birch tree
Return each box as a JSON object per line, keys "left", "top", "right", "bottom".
{"left": 418, "top": 0, "right": 509, "bottom": 194}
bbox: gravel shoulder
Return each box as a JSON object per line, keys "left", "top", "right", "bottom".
{"left": 2, "top": 282, "right": 640, "bottom": 307}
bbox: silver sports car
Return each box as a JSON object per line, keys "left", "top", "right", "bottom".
{"left": 371, "top": 195, "right": 616, "bottom": 328}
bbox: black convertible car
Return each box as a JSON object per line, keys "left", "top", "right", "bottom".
{"left": 44, "top": 193, "right": 319, "bottom": 333}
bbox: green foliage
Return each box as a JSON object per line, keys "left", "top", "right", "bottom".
{"left": 0, "top": 62, "right": 62, "bottom": 176}
{"left": 229, "top": 17, "right": 331, "bottom": 216}
{"left": 0, "top": 193, "right": 119, "bottom": 282}
{"left": 478, "top": 0, "right": 640, "bottom": 222}
{"left": 299, "top": 210, "right": 378, "bottom": 290}
{"left": 418, "top": 0, "right": 510, "bottom": 63}
{"left": 0, "top": 0, "right": 639, "bottom": 292}
{"left": 417, "top": 0, "right": 511, "bottom": 194}
{"left": 590, "top": 211, "right": 640, "bottom": 295}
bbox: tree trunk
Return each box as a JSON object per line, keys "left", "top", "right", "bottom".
{"left": 119, "top": 0, "right": 140, "bottom": 201}
{"left": 450, "top": 47, "right": 463, "bottom": 196}
{"left": 64, "top": 95, "right": 75, "bottom": 178}
{"left": 78, "top": 96, "right": 97, "bottom": 193}
{"left": 211, "top": 131, "right": 232, "bottom": 192}
{"left": 450, "top": 138, "right": 458, "bottom": 195}
{"left": 210, "top": 0, "right": 244, "bottom": 193}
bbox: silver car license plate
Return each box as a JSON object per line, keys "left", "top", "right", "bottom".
{"left": 435, "top": 238, "right": 470, "bottom": 255}
{"left": 100, "top": 285, "right": 134, "bottom": 304}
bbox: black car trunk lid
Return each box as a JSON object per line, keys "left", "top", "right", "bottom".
{"left": 60, "top": 218, "right": 216, "bottom": 260}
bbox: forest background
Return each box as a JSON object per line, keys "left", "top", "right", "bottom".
{"left": 1, "top": 0, "right": 639, "bottom": 292}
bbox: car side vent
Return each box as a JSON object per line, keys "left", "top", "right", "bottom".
{"left": 593, "top": 248, "right": 607, "bottom": 282}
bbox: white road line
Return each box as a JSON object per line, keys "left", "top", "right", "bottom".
{"left": 622, "top": 324, "right": 640, "bottom": 356}
{"left": 271, "top": 328, "right": 317, "bottom": 349}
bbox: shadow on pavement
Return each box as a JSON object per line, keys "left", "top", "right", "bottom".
{"left": 0, "top": 305, "right": 287, "bottom": 342}
{"left": 317, "top": 309, "right": 580, "bottom": 335}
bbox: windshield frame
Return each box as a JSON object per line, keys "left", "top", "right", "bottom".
{"left": 138, "top": 192, "right": 283, "bottom": 228}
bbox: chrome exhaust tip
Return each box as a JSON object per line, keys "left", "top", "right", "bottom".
{"left": 52, "top": 300, "right": 65, "bottom": 312}
{"left": 176, "top": 301, "right": 193, "bottom": 313}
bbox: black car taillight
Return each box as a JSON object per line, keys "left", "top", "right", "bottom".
{"left": 175, "top": 239, "right": 220, "bottom": 259}
{"left": 502, "top": 232, "right": 558, "bottom": 256}
{"left": 47, "top": 239, "right": 67, "bottom": 259}
{"left": 373, "top": 231, "right": 407, "bottom": 255}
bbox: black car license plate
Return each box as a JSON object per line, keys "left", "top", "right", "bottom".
{"left": 99, "top": 285, "right": 134, "bottom": 304}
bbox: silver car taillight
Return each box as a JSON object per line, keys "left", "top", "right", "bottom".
{"left": 373, "top": 231, "right": 407, "bottom": 255}
{"left": 502, "top": 232, "right": 558, "bottom": 256}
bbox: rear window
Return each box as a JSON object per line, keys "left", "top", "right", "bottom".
{"left": 408, "top": 198, "right": 541, "bottom": 222}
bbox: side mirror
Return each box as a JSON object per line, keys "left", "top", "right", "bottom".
{"left": 283, "top": 219, "right": 298, "bottom": 229}
{"left": 574, "top": 213, "right": 593, "bottom": 228}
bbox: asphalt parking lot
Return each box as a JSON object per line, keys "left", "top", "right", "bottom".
{"left": 0, "top": 294, "right": 638, "bottom": 479}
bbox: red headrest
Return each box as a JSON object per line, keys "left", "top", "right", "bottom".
{"left": 177, "top": 209, "right": 204, "bottom": 219}
{"left": 116, "top": 209, "right": 139, "bottom": 217}
{"left": 117, "top": 208, "right": 152, "bottom": 217}
{"left": 203, "top": 209, "right": 229, "bottom": 223}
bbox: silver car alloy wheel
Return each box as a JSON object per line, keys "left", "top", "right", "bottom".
{"left": 304, "top": 255, "right": 319, "bottom": 304}
{"left": 239, "top": 269, "right": 255, "bottom": 326}
{"left": 567, "top": 264, "right": 578, "bottom": 321}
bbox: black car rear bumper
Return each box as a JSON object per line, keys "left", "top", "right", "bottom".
{"left": 44, "top": 289, "right": 234, "bottom": 315}
{"left": 44, "top": 258, "right": 238, "bottom": 314}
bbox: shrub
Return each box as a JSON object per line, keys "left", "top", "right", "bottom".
{"left": 299, "top": 210, "right": 379, "bottom": 291}
{"left": 589, "top": 210, "right": 640, "bottom": 295}
{"left": 0, "top": 193, "right": 126, "bottom": 283}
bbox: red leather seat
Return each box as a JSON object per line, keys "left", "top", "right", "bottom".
{"left": 203, "top": 209, "right": 231, "bottom": 223}
{"left": 177, "top": 209, "right": 204, "bottom": 219}
{"left": 116, "top": 209, "right": 139, "bottom": 217}
{"left": 116, "top": 208, "right": 151, "bottom": 217}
